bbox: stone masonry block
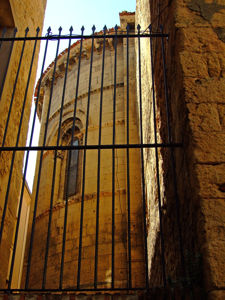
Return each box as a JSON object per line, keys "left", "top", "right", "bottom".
{"left": 195, "top": 164, "right": 225, "bottom": 198}
{"left": 208, "top": 290, "right": 225, "bottom": 300}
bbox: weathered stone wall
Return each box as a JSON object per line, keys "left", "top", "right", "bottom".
{"left": 0, "top": 0, "right": 46, "bottom": 287}
{"left": 22, "top": 14, "right": 145, "bottom": 290}
{"left": 10, "top": 182, "right": 31, "bottom": 288}
{"left": 0, "top": 288, "right": 203, "bottom": 300}
{"left": 136, "top": 0, "right": 225, "bottom": 298}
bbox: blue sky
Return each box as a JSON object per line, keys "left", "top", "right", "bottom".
{"left": 43, "top": 0, "right": 136, "bottom": 34}
{"left": 26, "top": 0, "right": 136, "bottom": 190}
{"left": 39, "top": 0, "right": 136, "bottom": 77}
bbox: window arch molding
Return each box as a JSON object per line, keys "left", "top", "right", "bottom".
{"left": 46, "top": 109, "right": 85, "bottom": 146}
{"left": 59, "top": 118, "right": 83, "bottom": 200}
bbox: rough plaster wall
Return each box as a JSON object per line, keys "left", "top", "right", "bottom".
{"left": 0, "top": 0, "right": 46, "bottom": 287}
{"left": 135, "top": 0, "right": 171, "bottom": 288}
{"left": 135, "top": 0, "right": 161, "bottom": 283}
{"left": 136, "top": 0, "right": 225, "bottom": 297}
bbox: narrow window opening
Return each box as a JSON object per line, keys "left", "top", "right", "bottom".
{"left": 66, "top": 138, "right": 79, "bottom": 197}
{"left": 127, "top": 22, "right": 135, "bottom": 31}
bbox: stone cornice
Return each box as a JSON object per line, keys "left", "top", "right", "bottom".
{"left": 34, "top": 27, "right": 124, "bottom": 98}
{"left": 35, "top": 188, "right": 126, "bottom": 222}
{"left": 48, "top": 82, "right": 124, "bottom": 123}
{"left": 34, "top": 11, "right": 136, "bottom": 120}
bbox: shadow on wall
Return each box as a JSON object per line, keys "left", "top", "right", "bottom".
{"left": 187, "top": 0, "right": 225, "bottom": 42}
{"left": 147, "top": 0, "right": 204, "bottom": 292}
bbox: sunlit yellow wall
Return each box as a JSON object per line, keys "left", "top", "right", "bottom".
{"left": 0, "top": 0, "right": 46, "bottom": 287}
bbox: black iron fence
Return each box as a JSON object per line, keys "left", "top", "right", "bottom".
{"left": 0, "top": 25, "right": 184, "bottom": 292}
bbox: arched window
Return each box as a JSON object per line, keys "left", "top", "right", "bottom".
{"left": 60, "top": 118, "right": 83, "bottom": 200}
{"left": 66, "top": 138, "right": 79, "bottom": 197}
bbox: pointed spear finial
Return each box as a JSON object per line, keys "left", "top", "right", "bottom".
{"left": 92, "top": 25, "right": 96, "bottom": 34}
{"left": 47, "top": 27, "right": 51, "bottom": 35}
{"left": 69, "top": 26, "right": 73, "bottom": 34}
{"left": 25, "top": 27, "right": 29, "bottom": 35}
{"left": 137, "top": 24, "right": 141, "bottom": 33}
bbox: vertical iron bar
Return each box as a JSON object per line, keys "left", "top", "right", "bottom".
{"left": 94, "top": 25, "right": 107, "bottom": 289}
{"left": 0, "top": 27, "right": 6, "bottom": 49}
{"left": 69, "top": 26, "right": 84, "bottom": 142}
{"left": 21, "top": 28, "right": 49, "bottom": 288}
{"left": 137, "top": 24, "right": 149, "bottom": 289}
{"left": 25, "top": 27, "right": 62, "bottom": 289}
{"left": 160, "top": 25, "right": 186, "bottom": 280}
{"left": 60, "top": 26, "right": 84, "bottom": 289}
{"left": 77, "top": 25, "right": 96, "bottom": 289}
{"left": 149, "top": 25, "right": 167, "bottom": 287}
{"left": 0, "top": 27, "right": 17, "bottom": 100}
{"left": 1, "top": 28, "right": 27, "bottom": 148}
{"left": 42, "top": 27, "right": 73, "bottom": 289}
{"left": 76, "top": 25, "right": 95, "bottom": 289}
{"left": 7, "top": 28, "right": 40, "bottom": 289}
{"left": 126, "top": 25, "right": 132, "bottom": 289}
{"left": 0, "top": 27, "right": 28, "bottom": 244}
{"left": 111, "top": 24, "right": 118, "bottom": 289}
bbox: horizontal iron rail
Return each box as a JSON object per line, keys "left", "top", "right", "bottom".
{"left": 0, "top": 287, "right": 147, "bottom": 293}
{"left": 0, "top": 143, "right": 182, "bottom": 151}
{"left": 0, "top": 25, "right": 186, "bottom": 291}
{"left": 0, "top": 33, "right": 169, "bottom": 42}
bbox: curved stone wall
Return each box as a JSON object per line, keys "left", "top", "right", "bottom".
{"left": 23, "top": 20, "right": 145, "bottom": 290}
